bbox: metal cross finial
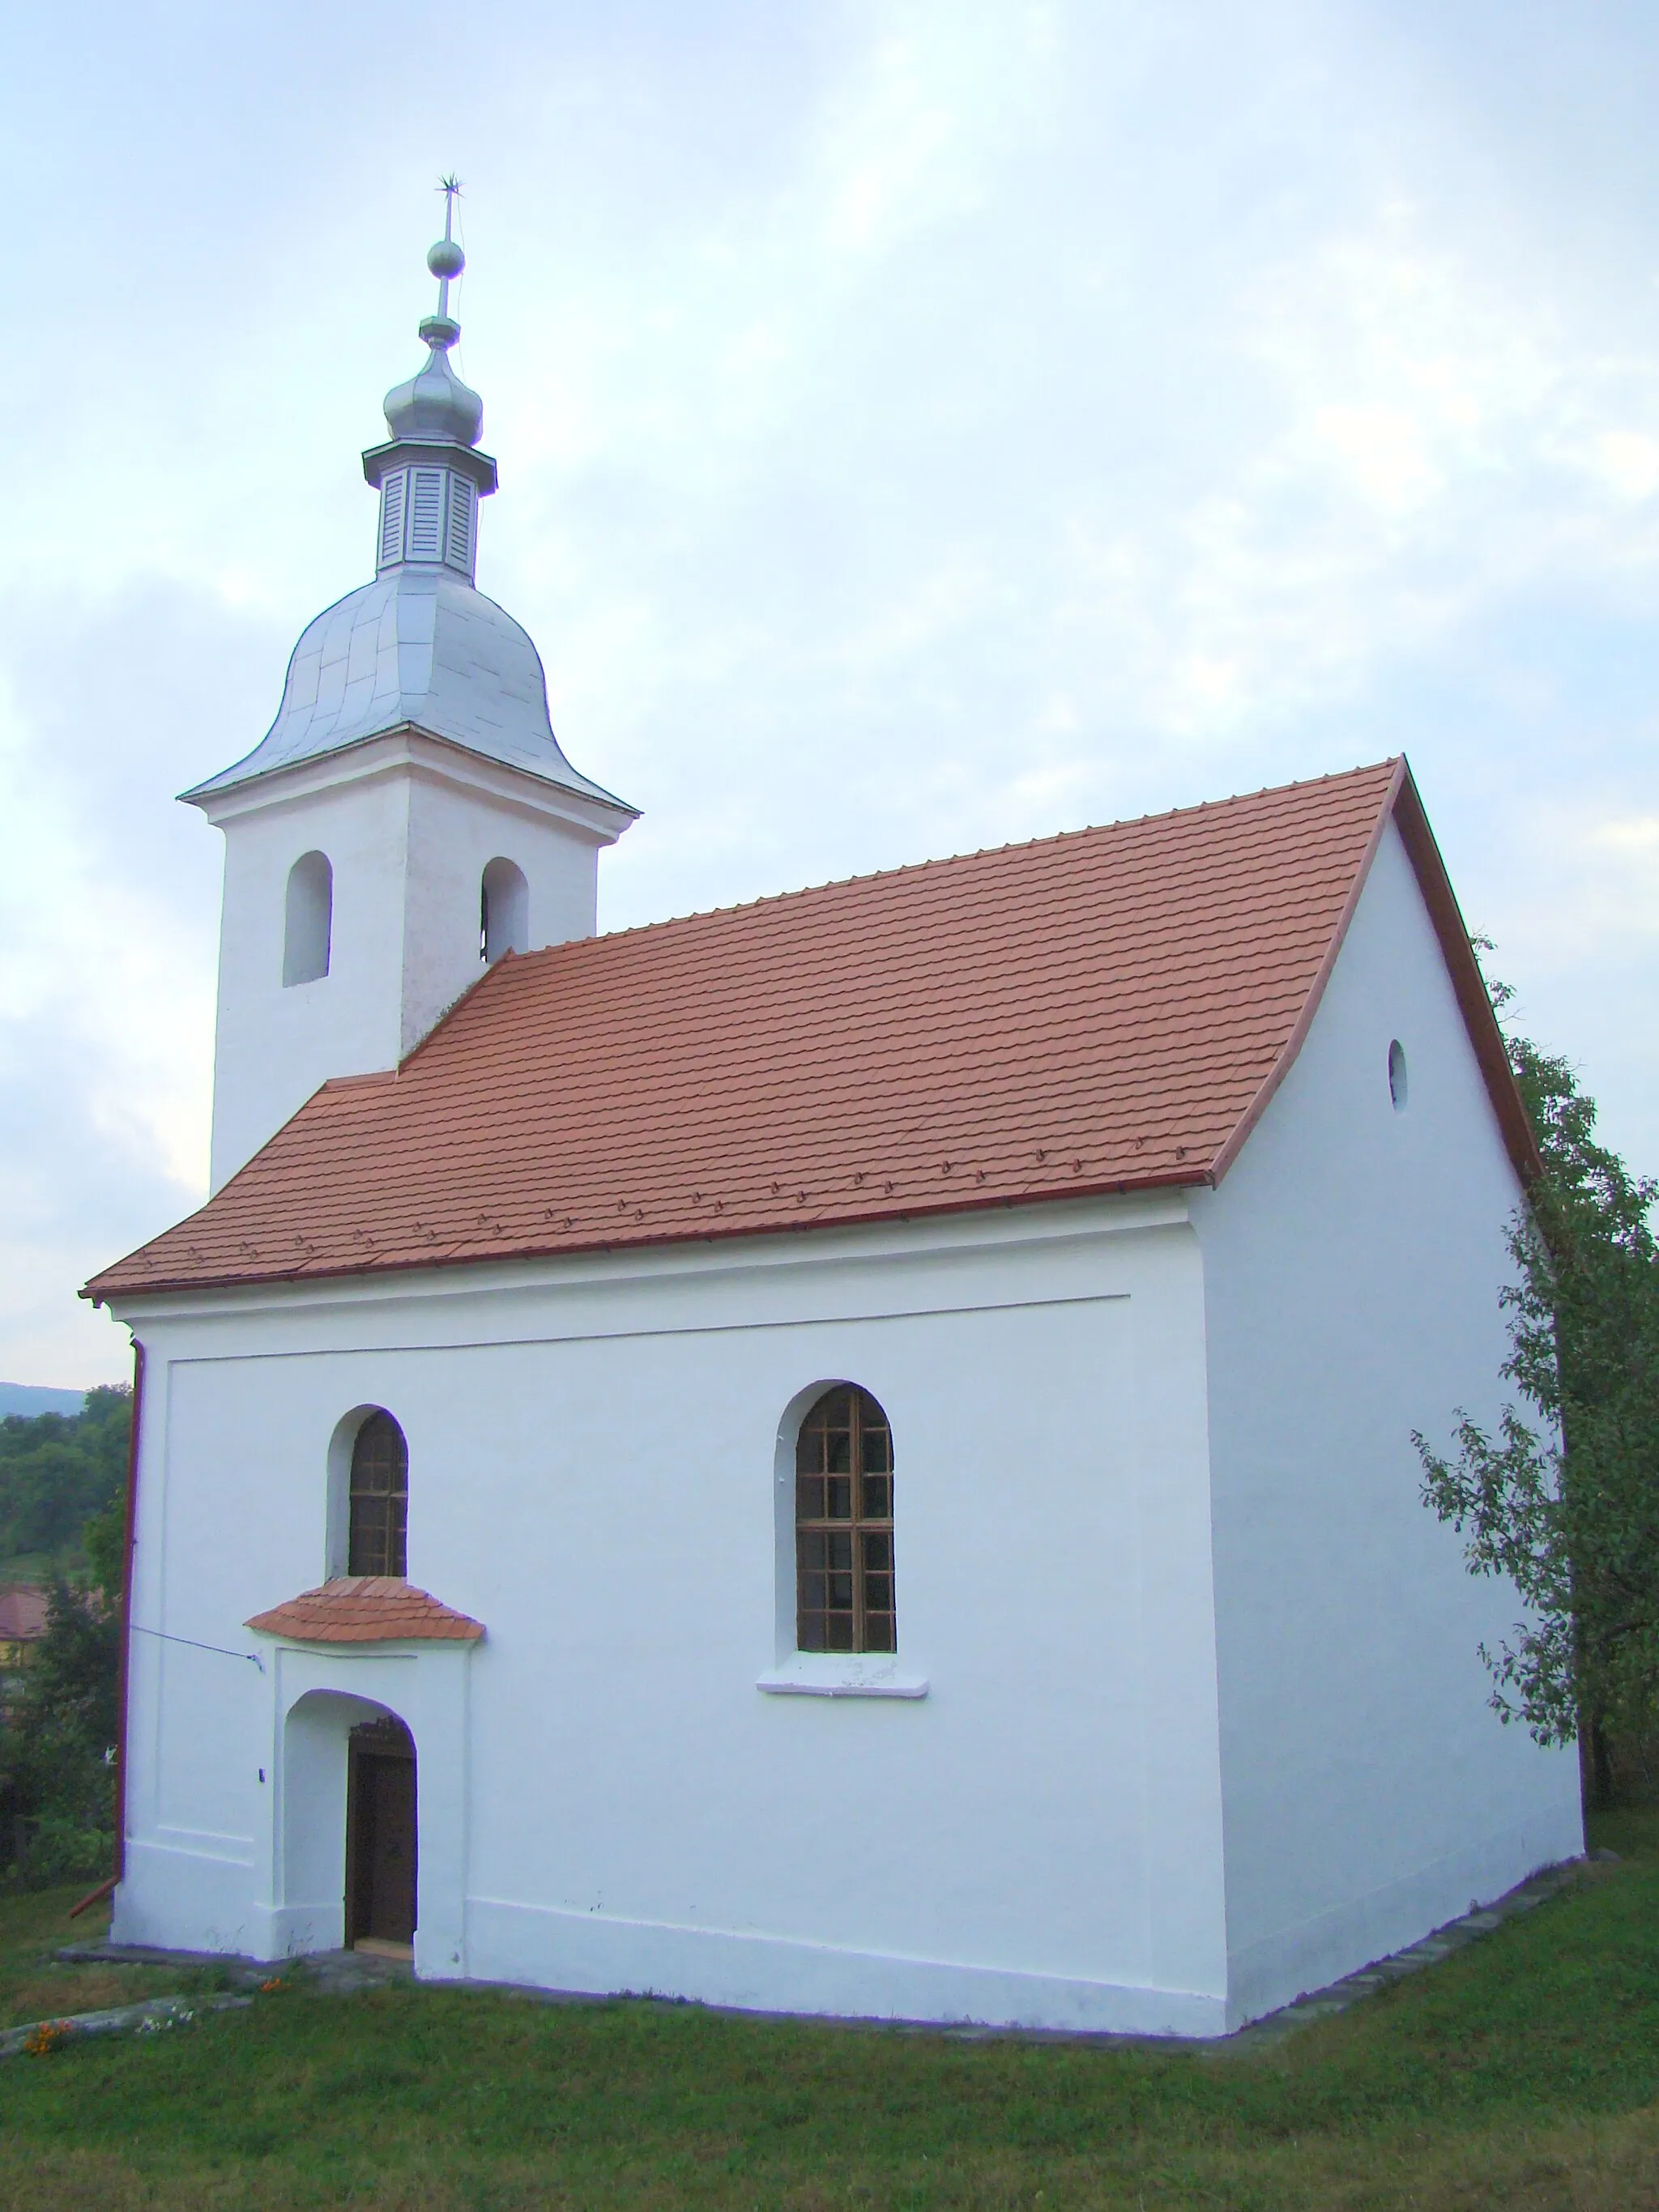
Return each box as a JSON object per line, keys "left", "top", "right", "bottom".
{"left": 429, "top": 176, "right": 465, "bottom": 322}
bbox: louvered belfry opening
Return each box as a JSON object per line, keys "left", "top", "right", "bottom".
{"left": 374, "top": 465, "right": 478, "bottom": 580}
{"left": 795, "top": 1386, "right": 896, "bottom": 1653}
{"left": 348, "top": 1411, "right": 409, "bottom": 1578}
{"left": 377, "top": 472, "right": 407, "bottom": 569}
{"left": 407, "top": 468, "right": 444, "bottom": 558}
{"left": 446, "top": 471, "right": 474, "bottom": 570}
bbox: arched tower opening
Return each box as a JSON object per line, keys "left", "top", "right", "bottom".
{"left": 480, "top": 857, "right": 529, "bottom": 963}
{"left": 283, "top": 851, "right": 333, "bottom": 986}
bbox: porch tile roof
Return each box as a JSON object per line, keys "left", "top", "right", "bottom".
{"left": 245, "top": 1577, "right": 483, "bottom": 1644}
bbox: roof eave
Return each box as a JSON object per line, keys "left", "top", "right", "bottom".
{"left": 181, "top": 720, "right": 640, "bottom": 826}
{"left": 1389, "top": 765, "right": 1542, "bottom": 1187}
{"left": 83, "top": 1168, "right": 1215, "bottom": 1307}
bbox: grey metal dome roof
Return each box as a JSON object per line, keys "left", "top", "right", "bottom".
{"left": 184, "top": 567, "right": 632, "bottom": 810}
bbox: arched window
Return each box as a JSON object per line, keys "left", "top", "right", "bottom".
{"left": 283, "top": 850, "right": 332, "bottom": 986}
{"left": 348, "top": 1412, "right": 407, "bottom": 1578}
{"left": 795, "top": 1385, "right": 895, "bottom": 1653}
{"left": 480, "top": 857, "right": 528, "bottom": 964}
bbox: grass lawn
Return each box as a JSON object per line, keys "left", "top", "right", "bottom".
{"left": 0, "top": 1550, "right": 79, "bottom": 1586}
{"left": 0, "top": 1816, "right": 1655, "bottom": 2210}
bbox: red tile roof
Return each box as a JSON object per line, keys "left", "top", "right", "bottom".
{"left": 0, "top": 1586, "right": 49, "bottom": 1643}
{"left": 87, "top": 757, "right": 1535, "bottom": 1303}
{"left": 245, "top": 1577, "right": 483, "bottom": 1644}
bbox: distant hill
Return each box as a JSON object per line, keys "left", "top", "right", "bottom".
{"left": 0, "top": 1383, "right": 88, "bottom": 1419}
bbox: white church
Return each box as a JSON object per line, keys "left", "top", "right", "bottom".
{"left": 87, "top": 211, "right": 1582, "bottom": 2037}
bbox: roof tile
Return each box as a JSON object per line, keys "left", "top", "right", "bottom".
{"left": 88, "top": 760, "right": 1531, "bottom": 1302}
{"left": 0, "top": 1587, "right": 49, "bottom": 1642}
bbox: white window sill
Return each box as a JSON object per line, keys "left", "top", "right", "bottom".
{"left": 756, "top": 1655, "right": 929, "bottom": 1700}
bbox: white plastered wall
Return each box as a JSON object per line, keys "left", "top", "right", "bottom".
{"left": 1191, "top": 818, "right": 1584, "bottom": 2028}
{"left": 110, "top": 1196, "right": 1231, "bottom": 2034}
{"left": 198, "top": 732, "right": 624, "bottom": 1193}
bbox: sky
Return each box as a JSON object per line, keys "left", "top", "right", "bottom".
{"left": 3, "top": 0, "right": 1658, "bottom": 1386}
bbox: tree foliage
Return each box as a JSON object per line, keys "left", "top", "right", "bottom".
{"left": 0, "top": 1388, "right": 130, "bottom": 1882}
{"left": 1418, "top": 978, "right": 1659, "bottom": 1767}
{"left": 0, "top": 1384, "right": 130, "bottom": 1561}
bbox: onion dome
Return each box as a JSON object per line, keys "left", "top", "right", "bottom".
{"left": 382, "top": 335, "right": 484, "bottom": 447}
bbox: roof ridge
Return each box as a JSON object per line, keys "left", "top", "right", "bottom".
{"left": 514, "top": 758, "right": 1403, "bottom": 966}
{"left": 382, "top": 759, "right": 1401, "bottom": 1081}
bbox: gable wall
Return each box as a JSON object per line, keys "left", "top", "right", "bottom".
{"left": 1191, "top": 817, "right": 1582, "bottom": 2027}
{"left": 112, "top": 1197, "right": 1231, "bottom": 2033}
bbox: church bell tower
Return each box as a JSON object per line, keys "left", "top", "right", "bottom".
{"left": 186, "top": 190, "right": 637, "bottom": 1193}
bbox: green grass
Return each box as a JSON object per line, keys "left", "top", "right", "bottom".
{"left": 0, "top": 1816, "right": 1655, "bottom": 2210}
{"left": 0, "top": 1886, "right": 245, "bottom": 2027}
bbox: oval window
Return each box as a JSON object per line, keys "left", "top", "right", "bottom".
{"left": 1388, "top": 1038, "right": 1409, "bottom": 1113}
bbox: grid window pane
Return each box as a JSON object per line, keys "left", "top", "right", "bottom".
{"left": 348, "top": 1410, "right": 408, "bottom": 1577}
{"left": 794, "top": 1385, "right": 897, "bottom": 1653}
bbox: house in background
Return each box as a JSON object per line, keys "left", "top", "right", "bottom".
{"left": 0, "top": 1584, "right": 49, "bottom": 1706}
{"left": 86, "top": 217, "right": 1582, "bottom": 2036}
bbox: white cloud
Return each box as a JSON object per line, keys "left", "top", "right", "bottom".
{"left": 1584, "top": 431, "right": 1659, "bottom": 505}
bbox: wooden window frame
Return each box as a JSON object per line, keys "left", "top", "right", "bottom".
{"left": 795, "top": 1384, "right": 896, "bottom": 1654}
{"left": 348, "top": 1411, "right": 408, "bottom": 1579}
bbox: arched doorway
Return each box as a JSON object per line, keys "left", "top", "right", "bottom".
{"left": 345, "top": 1714, "right": 417, "bottom": 1954}
{"left": 267, "top": 1667, "right": 467, "bottom": 1975}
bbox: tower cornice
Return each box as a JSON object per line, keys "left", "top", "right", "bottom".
{"left": 361, "top": 438, "right": 498, "bottom": 497}
{"left": 184, "top": 723, "right": 638, "bottom": 842}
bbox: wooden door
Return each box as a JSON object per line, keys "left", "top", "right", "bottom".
{"left": 346, "top": 1719, "right": 417, "bottom": 1949}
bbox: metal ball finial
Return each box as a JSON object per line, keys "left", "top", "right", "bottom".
{"left": 429, "top": 175, "right": 465, "bottom": 327}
